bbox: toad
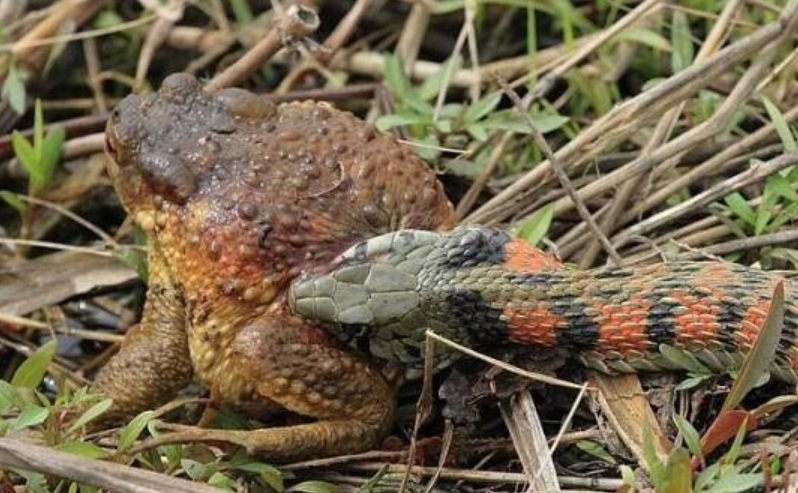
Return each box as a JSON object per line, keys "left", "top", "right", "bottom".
{"left": 95, "top": 73, "right": 455, "bottom": 461}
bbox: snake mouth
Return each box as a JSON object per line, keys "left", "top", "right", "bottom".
{"left": 288, "top": 262, "right": 421, "bottom": 327}
{"left": 289, "top": 229, "right": 442, "bottom": 328}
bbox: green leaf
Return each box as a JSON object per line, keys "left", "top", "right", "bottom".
{"left": 762, "top": 96, "right": 797, "bottom": 151}
{"left": 434, "top": 118, "right": 452, "bottom": 133}
{"left": 615, "top": 28, "right": 672, "bottom": 52}
{"left": 754, "top": 214, "right": 771, "bottom": 237}
{"left": 659, "top": 344, "right": 711, "bottom": 374}
{"left": 208, "top": 472, "right": 238, "bottom": 491}
{"left": 642, "top": 427, "right": 667, "bottom": 491}
{"left": 445, "top": 158, "right": 482, "bottom": 178}
{"left": 356, "top": 465, "right": 389, "bottom": 493}
{"left": 39, "top": 125, "right": 65, "bottom": 189}
{"left": 181, "top": 459, "right": 213, "bottom": 481}
{"left": 56, "top": 441, "right": 108, "bottom": 459}
{"left": 482, "top": 110, "right": 569, "bottom": 134}
{"left": 663, "top": 448, "right": 692, "bottom": 493}
{"left": 375, "top": 113, "right": 429, "bottom": 132}
{"left": 513, "top": 204, "right": 554, "bottom": 246}
{"left": 0, "top": 190, "right": 25, "bottom": 214}
{"left": 418, "top": 55, "right": 462, "bottom": 101}
{"left": 80, "top": 483, "right": 100, "bottom": 493}
{"left": 67, "top": 398, "right": 113, "bottom": 435}
{"left": 707, "top": 472, "right": 761, "bottom": 493}
{"left": 766, "top": 174, "right": 798, "bottom": 202}
{"left": 12, "top": 405, "right": 49, "bottom": 430}
{"left": 410, "top": 133, "right": 440, "bottom": 161}
{"left": 233, "top": 460, "right": 284, "bottom": 491}
{"left": 33, "top": 99, "right": 44, "bottom": 154}
{"left": 620, "top": 465, "right": 635, "bottom": 486}
{"left": 754, "top": 192, "right": 776, "bottom": 236}
{"left": 673, "top": 414, "right": 704, "bottom": 461}
{"left": 93, "top": 9, "right": 126, "bottom": 30}
{"left": 691, "top": 90, "right": 722, "bottom": 124}
{"left": 383, "top": 54, "right": 412, "bottom": 101}
{"left": 721, "top": 281, "right": 784, "bottom": 413}
{"left": 229, "top": 0, "right": 254, "bottom": 25}
{"left": 464, "top": 92, "right": 502, "bottom": 123}
{"left": 771, "top": 455, "right": 782, "bottom": 475}
{"left": 670, "top": 10, "right": 694, "bottom": 73}
{"left": 674, "top": 374, "right": 712, "bottom": 391}
{"left": 723, "top": 415, "right": 750, "bottom": 465}
{"left": 11, "top": 340, "right": 57, "bottom": 389}
{"left": 695, "top": 462, "right": 720, "bottom": 492}
{"left": 12, "top": 131, "right": 37, "bottom": 178}
{"left": 113, "top": 245, "right": 148, "bottom": 281}
{"left": 288, "top": 481, "right": 345, "bottom": 493}
{"left": 724, "top": 193, "right": 756, "bottom": 227}
{"left": 770, "top": 203, "right": 798, "bottom": 231}
{"left": 0, "top": 380, "right": 22, "bottom": 412}
{"left": 575, "top": 440, "right": 616, "bottom": 464}
{"left": 466, "top": 122, "right": 489, "bottom": 141}
{"left": 569, "top": 70, "right": 613, "bottom": 114}
{"left": 2, "top": 65, "right": 27, "bottom": 114}
{"left": 437, "top": 103, "right": 463, "bottom": 120}
{"left": 770, "top": 248, "right": 798, "bottom": 269}
{"left": 382, "top": 54, "right": 429, "bottom": 113}
{"left": 118, "top": 410, "right": 155, "bottom": 452}
{"left": 12, "top": 469, "right": 48, "bottom": 493}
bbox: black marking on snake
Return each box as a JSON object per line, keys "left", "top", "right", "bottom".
{"left": 643, "top": 299, "right": 678, "bottom": 346}
{"left": 641, "top": 273, "right": 681, "bottom": 346}
{"left": 545, "top": 296, "right": 600, "bottom": 350}
{"left": 436, "top": 228, "right": 511, "bottom": 270}
{"left": 505, "top": 270, "right": 569, "bottom": 287}
{"left": 443, "top": 288, "right": 508, "bottom": 347}
{"left": 592, "top": 268, "right": 635, "bottom": 279}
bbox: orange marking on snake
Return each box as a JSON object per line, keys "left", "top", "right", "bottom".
{"left": 505, "top": 304, "right": 563, "bottom": 347}
{"left": 671, "top": 290, "right": 720, "bottom": 345}
{"left": 502, "top": 240, "right": 563, "bottom": 273}
{"left": 594, "top": 298, "right": 651, "bottom": 353}
{"left": 670, "top": 263, "right": 740, "bottom": 346}
{"left": 736, "top": 298, "right": 770, "bottom": 352}
{"left": 735, "top": 276, "right": 788, "bottom": 353}
{"left": 700, "top": 262, "right": 736, "bottom": 280}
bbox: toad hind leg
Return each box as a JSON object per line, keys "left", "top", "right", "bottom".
{"left": 140, "top": 315, "right": 395, "bottom": 462}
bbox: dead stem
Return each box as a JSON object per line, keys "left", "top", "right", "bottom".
{"left": 500, "top": 78, "right": 624, "bottom": 266}
{"left": 204, "top": 5, "right": 320, "bottom": 93}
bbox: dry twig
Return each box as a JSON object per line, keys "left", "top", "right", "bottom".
{"left": 204, "top": 5, "right": 320, "bottom": 93}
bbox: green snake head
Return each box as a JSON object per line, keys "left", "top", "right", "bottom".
{"left": 288, "top": 230, "right": 441, "bottom": 328}
{"left": 289, "top": 227, "right": 530, "bottom": 370}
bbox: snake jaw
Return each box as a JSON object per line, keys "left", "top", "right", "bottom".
{"left": 290, "top": 229, "right": 443, "bottom": 327}
{"left": 289, "top": 261, "right": 424, "bottom": 327}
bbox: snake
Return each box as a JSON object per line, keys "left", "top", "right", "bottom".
{"left": 288, "top": 227, "right": 798, "bottom": 382}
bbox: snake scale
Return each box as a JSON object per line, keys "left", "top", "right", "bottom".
{"left": 289, "top": 227, "right": 798, "bottom": 382}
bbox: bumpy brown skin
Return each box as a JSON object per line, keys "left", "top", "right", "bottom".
{"left": 94, "top": 73, "right": 455, "bottom": 461}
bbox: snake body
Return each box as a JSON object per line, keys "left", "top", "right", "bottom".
{"left": 289, "top": 227, "right": 798, "bottom": 382}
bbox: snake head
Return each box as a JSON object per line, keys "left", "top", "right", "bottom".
{"left": 288, "top": 230, "right": 441, "bottom": 327}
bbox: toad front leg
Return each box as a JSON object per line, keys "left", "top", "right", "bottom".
{"left": 140, "top": 314, "right": 395, "bottom": 462}
{"left": 92, "top": 246, "right": 194, "bottom": 419}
